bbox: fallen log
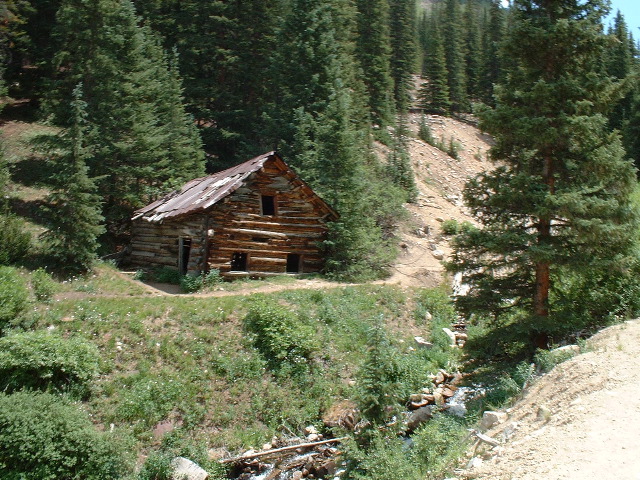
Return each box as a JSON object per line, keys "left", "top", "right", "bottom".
{"left": 219, "top": 437, "right": 349, "bottom": 464}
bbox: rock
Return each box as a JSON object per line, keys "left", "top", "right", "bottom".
{"left": 455, "top": 332, "right": 468, "bottom": 342}
{"left": 316, "top": 460, "right": 337, "bottom": 478}
{"left": 537, "top": 405, "right": 552, "bottom": 422}
{"left": 207, "top": 448, "right": 227, "bottom": 461}
{"left": 436, "top": 216, "right": 445, "bottom": 223}
{"left": 446, "top": 403, "right": 467, "bottom": 417}
{"left": 442, "top": 386, "right": 457, "bottom": 398}
{"left": 307, "top": 433, "right": 320, "bottom": 442}
{"left": 170, "top": 457, "right": 209, "bottom": 480}
{"left": 434, "top": 371, "right": 446, "bottom": 385}
{"left": 323, "top": 400, "right": 359, "bottom": 430}
{"left": 433, "top": 390, "right": 445, "bottom": 407}
{"left": 424, "top": 311, "right": 433, "bottom": 322}
{"left": 480, "top": 411, "right": 508, "bottom": 430}
{"left": 291, "top": 471, "right": 303, "bottom": 480}
{"left": 304, "top": 425, "right": 318, "bottom": 436}
{"left": 409, "top": 393, "right": 425, "bottom": 403}
{"left": 466, "top": 457, "right": 483, "bottom": 469}
{"left": 432, "top": 249, "right": 445, "bottom": 260}
{"left": 406, "top": 405, "right": 435, "bottom": 431}
{"left": 262, "top": 443, "right": 273, "bottom": 451}
{"left": 414, "top": 336, "right": 433, "bottom": 349}
{"left": 442, "top": 328, "right": 457, "bottom": 346}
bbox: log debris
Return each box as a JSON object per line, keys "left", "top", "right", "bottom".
{"left": 219, "top": 437, "right": 349, "bottom": 464}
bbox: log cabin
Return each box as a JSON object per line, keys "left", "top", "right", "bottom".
{"left": 128, "top": 151, "right": 339, "bottom": 277}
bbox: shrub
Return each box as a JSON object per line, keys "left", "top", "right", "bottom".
{"left": 418, "top": 116, "right": 434, "bottom": 144}
{"left": 0, "top": 330, "right": 100, "bottom": 397}
{"left": 180, "top": 274, "right": 203, "bottom": 293}
{"left": 0, "top": 266, "right": 29, "bottom": 331}
{"left": 441, "top": 219, "right": 459, "bottom": 236}
{"left": 31, "top": 268, "right": 56, "bottom": 302}
{"left": 243, "top": 298, "right": 317, "bottom": 376}
{"left": 0, "top": 214, "right": 31, "bottom": 266}
{"left": 0, "top": 390, "right": 132, "bottom": 479}
{"left": 344, "top": 432, "right": 420, "bottom": 480}
{"left": 152, "top": 266, "right": 182, "bottom": 284}
{"left": 412, "top": 415, "right": 469, "bottom": 479}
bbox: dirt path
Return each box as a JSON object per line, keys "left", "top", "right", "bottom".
{"left": 464, "top": 319, "right": 640, "bottom": 480}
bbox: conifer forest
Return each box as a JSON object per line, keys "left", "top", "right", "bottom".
{"left": 1, "top": 0, "right": 640, "bottom": 479}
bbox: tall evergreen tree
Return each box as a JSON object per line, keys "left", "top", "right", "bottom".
{"left": 442, "top": 0, "right": 468, "bottom": 112}
{"left": 386, "top": 115, "right": 418, "bottom": 203}
{"left": 418, "top": 19, "right": 451, "bottom": 114}
{"left": 389, "top": 0, "right": 417, "bottom": 112}
{"left": 479, "top": 0, "right": 505, "bottom": 105}
{"left": 355, "top": 0, "right": 395, "bottom": 127}
{"left": 464, "top": 0, "right": 483, "bottom": 102}
{"left": 42, "top": 84, "right": 104, "bottom": 273}
{"left": 448, "top": 0, "right": 638, "bottom": 345}
{"left": 48, "top": 0, "right": 204, "bottom": 225}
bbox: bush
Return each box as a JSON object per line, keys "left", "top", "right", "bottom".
{"left": 0, "top": 214, "right": 31, "bottom": 265}
{"left": 0, "top": 390, "right": 132, "bottom": 479}
{"left": 243, "top": 298, "right": 317, "bottom": 376}
{"left": 0, "top": 266, "right": 29, "bottom": 332}
{"left": 441, "top": 219, "right": 459, "bottom": 236}
{"left": 0, "top": 330, "right": 100, "bottom": 397}
{"left": 344, "top": 432, "right": 420, "bottom": 480}
{"left": 411, "top": 415, "right": 469, "bottom": 479}
{"left": 31, "top": 268, "right": 56, "bottom": 302}
{"left": 180, "top": 269, "right": 223, "bottom": 293}
{"left": 152, "top": 267, "right": 182, "bottom": 284}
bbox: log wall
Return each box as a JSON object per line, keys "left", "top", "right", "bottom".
{"left": 129, "top": 158, "right": 334, "bottom": 276}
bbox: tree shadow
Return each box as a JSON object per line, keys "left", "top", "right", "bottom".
{"left": 10, "top": 156, "right": 57, "bottom": 188}
{"left": 7, "top": 197, "right": 50, "bottom": 227}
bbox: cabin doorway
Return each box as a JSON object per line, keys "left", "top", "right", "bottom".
{"left": 286, "top": 254, "right": 301, "bottom": 273}
{"left": 231, "top": 252, "right": 248, "bottom": 271}
{"left": 178, "top": 237, "right": 192, "bottom": 275}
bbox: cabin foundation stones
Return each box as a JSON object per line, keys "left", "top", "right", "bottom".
{"left": 128, "top": 152, "right": 339, "bottom": 278}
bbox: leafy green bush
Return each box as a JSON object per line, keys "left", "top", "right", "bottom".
{"left": 0, "top": 214, "right": 31, "bottom": 265}
{"left": 355, "top": 321, "right": 403, "bottom": 425}
{"left": 243, "top": 298, "right": 317, "bottom": 376}
{"left": 344, "top": 432, "right": 420, "bottom": 480}
{"left": 0, "top": 330, "right": 100, "bottom": 397}
{"left": 31, "top": 268, "right": 56, "bottom": 302}
{"left": 441, "top": 219, "right": 460, "bottom": 236}
{"left": 411, "top": 415, "right": 469, "bottom": 479}
{"left": 534, "top": 347, "right": 578, "bottom": 373}
{"left": 0, "top": 266, "right": 29, "bottom": 332}
{"left": 152, "top": 266, "right": 182, "bottom": 284}
{"left": 0, "top": 390, "right": 132, "bottom": 479}
{"left": 180, "top": 274, "right": 203, "bottom": 293}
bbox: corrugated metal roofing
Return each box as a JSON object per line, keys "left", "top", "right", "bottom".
{"left": 133, "top": 151, "right": 275, "bottom": 223}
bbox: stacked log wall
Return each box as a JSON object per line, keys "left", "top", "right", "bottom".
{"left": 207, "top": 161, "right": 332, "bottom": 275}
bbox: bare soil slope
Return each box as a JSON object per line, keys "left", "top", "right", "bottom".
{"left": 466, "top": 319, "right": 640, "bottom": 480}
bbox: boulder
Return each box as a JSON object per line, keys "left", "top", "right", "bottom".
{"left": 442, "top": 328, "right": 457, "bottom": 346}
{"left": 170, "top": 457, "right": 209, "bottom": 480}
{"left": 406, "top": 405, "right": 435, "bottom": 431}
{"left": 432, "top": 250, "right": 445, "bottom": 260}
{"left": 414, "top": 336, "right": 433, "bottom": 349}
{"left": 446, "top": 403, "right": 467, "bottom": 417}
{"left": 480, "top": 411, "right": 508, "bottom": 430}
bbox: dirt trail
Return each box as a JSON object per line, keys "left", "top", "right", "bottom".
{"left": 464, "top": 319, "right": 640, "bottom": 480}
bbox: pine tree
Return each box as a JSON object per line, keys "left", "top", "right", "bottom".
{"left": 442, "top": 0, "right": 468, "bottom": 112}
{"left": 42, "top": 84, "right": 105, "bottom": 273}
{"left": 355, "top": 0, "right": 395, "bottom": 128}
{"left": 479, "top": 0, "right": 505, "bottom": 105}
{"left": 48, "top": 0, "right": 204, "bottom": 225}
{"left": 448, "top": 0, "right": 638, "bottom": 345}
{"left": 418, "top": 19, "right": 451, "bottom": 115}
{"left": 464, "top": 0, "right": 483, "bottom": 102}
{"left": 387, "top": 115, "right": 418, "bottom": 203}
{"left": 389, "top": 0, "right": 417, "bottom": 112}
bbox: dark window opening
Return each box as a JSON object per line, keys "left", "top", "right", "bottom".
{"left": 261, "top": 195, "right": 276, "bottom": 216}
{"left": 179, "top": 238, "right": 192, "bottom": 275}
{"left": 231, "top": 252, "right": 248, "bottom": 271}
{"left": 252, "top": 237, "right": 269, "bottom": 243}
{"left": 286, "top": 254, "right": 301, "bottom": 273}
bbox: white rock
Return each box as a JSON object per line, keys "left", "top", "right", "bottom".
{"left": 424, "top": 311, "right": 433, "bottom": 322}
{"left": 414, "top": 336, "right": 433, "bottom": 349}
{"left": 432, "top": 250, "right": 445, "bottom": 260}
{"left": 466, "top": 457, "right": 484, "bottom": 469}
{"left": 304, "top": 425, "right": 318, "bottom": 435}
{"left": 442, "top": 328, "right": 457, "bottom": 346}
{"left": 481, "top": 411, "right": 508, "bottom": 430}
{"left": 170, "top": 457, "right": 209, "bottom": 480}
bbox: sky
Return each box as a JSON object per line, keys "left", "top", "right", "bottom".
{"left": 605, "top": 0, "right": 640, "bottom": 37}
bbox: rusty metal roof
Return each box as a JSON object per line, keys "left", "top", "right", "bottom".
{"left": 132, "top": 151, "right": 338, "bottom": 223}
{"left": 133, "top": 151, "right": 274, "bottom": 223}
